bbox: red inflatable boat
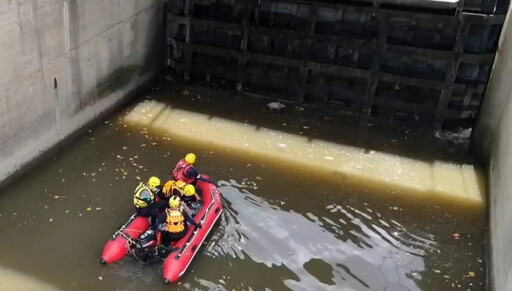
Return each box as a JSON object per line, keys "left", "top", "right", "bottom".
{"left": 99, "top": 179, "right": 223, "bottom": 284}
{"left": 100, "top": 214, "right": 149, "bottom": 264}
{"left": 162, "top": 180, "right": 223, "bottom": 284}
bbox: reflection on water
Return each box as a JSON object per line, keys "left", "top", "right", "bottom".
{"left": 210, "top": 180, "right": 431, "bottom": 290}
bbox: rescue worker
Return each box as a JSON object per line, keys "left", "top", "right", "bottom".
{"left": 161, "top": 180, "right": 202, "bottom": 216}
{"left": 172, "top": 153, "right": 211, "bottom": 187}
{"left": 133, "top": 176, "right": 167, "bottom": 224}
{"left": 181, "top": 184, "right": 201, "bottom": 207}
{"left": 152, "top": 196, "right": 201, "bottom": 247}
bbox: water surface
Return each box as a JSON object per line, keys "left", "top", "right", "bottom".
{"left": 0, "top": 83, "right": 485, "bottom": 290}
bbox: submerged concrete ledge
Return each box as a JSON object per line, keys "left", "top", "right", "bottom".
{"left": 0, "top": 266, "right": 60, "bottom": 291}
{"left": 124, "top": 100, "right": 485, "bottom": 206}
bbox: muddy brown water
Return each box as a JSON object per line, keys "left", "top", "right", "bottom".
{"left": 0, "top": 82, "right": 485, "bottom": 290}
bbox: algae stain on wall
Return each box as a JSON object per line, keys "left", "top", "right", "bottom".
{"left": 74, "top": 64, "right": 140, "bottom": 113}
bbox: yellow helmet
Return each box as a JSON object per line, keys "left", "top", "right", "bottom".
{"left": 184, "top": 185, "right": 196, "bottom": 196}
{"left": 169, "top": 195, "right": 181, "bottom": 208}
{"left": 184, "top": 153, "right": 196, "bottom": 165}
{"left": 148, "top": 176, "right": 161, "bottom": 190}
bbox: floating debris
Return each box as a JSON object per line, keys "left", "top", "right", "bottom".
{"left": 267, "top": 102, "right": 285, "bottom": 111}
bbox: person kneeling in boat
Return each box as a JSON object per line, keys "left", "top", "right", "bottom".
{"left": 181, "top": 184, "right": 202, "bottom": 214}
{"left": 172, "top": 153, "right": 212, "bottom": 193}
{"left": 133, "top": 176, "right": 167, "bottom": 224}
{"left": 162, "top": 180, "right": 201, "bottom": 213}
{"left": 153, "top": 196, "right": 201, "bottom": 249}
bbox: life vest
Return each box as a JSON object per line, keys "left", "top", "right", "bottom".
{"left": 164, "top": 208, "right": 185, "bottom": 233}
{"left": 133, "top": 183, "right": 154, "bottom": 208}
{"left": 172, "top": 159, "right": 194, "bottom": 184}
{"left": 162, "top": 180, "right": 187, "bottom": 198}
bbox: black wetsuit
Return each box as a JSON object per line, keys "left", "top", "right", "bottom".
{"left": 185, "top": 167, "right": 211, "bottom": 195}
{"left": 152, "top": 210, "right": 200, "bottom": 246}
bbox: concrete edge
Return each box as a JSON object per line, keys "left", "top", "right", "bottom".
{"left": 485, "top": 160, "right": 494, "bottom": 291}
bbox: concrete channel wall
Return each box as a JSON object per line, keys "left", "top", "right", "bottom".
{"left": 0, "top": 0, "right": 163, "bottom": 184}
{"left": 474, "top": 4, "right": 512, "bottom": 290}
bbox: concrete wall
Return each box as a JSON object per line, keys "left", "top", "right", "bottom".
{"left": 473, "top": 5, "right": 512, "bottom": 291}
{"left": 0, "top": 0, "right": 163, "bottom": 183}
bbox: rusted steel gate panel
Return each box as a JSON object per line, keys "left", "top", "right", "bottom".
{"left": 165, "top": 0, "right": 507, "bottom": 129}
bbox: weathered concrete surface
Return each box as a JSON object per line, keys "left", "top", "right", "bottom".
{"left": 0, "top": 0, "right": 163, "bottom": 183}
{"left": 473, "top": 5, "right": 512, "bottom": 291}
{"left": 487, "top": 92, "right": 512, "bottom": 291}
